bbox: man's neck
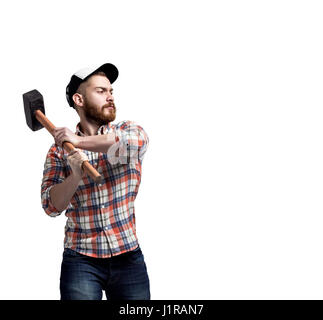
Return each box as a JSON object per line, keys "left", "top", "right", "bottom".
{"left": 79, "top": 118, "right": 101, "bottom": 136}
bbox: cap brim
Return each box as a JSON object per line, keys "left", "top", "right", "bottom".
{"left": 84, "top": 63, "right": 119, "bottom": 84}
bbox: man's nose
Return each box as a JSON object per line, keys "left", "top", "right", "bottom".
{"left": 106, "top": 93, "right": 114, "bottom": 102}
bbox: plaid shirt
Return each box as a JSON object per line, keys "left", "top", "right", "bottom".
{"left": 41, "top": 120, "right": 149, "bottom": 258}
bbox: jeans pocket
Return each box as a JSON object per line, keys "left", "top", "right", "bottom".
{"left": 63, "top": 248, "right": 83, "bottom": 258}
{"left": 127, "top": 247, "right": 145, "bottom": 265}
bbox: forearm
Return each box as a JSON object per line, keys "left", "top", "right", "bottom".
{"left": 77, "top": 132, "right": 117, "bottom": 153}
{"left": 49, "top": 174, "right": 82, "bottom": 212}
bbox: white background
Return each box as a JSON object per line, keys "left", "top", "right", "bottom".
{"left": 0, "top": 0, "right": 323, "bottom": 299}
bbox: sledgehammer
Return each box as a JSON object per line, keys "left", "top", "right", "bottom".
{"left": 22, "top": 89, "right": 103, "bottom": 184}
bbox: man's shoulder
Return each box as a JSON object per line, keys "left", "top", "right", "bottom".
{"left": 45, "top": 143, "right": 67, "bottom": 159}
{"left": 114, "top": 120, "right": 134, "bottom": 129}
{"left": 113, "top": 120, "right": 145, "bottom": 131}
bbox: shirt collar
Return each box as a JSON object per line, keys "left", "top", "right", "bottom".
{"left": 75, "top": 122, "right": 113, "bottom": 136}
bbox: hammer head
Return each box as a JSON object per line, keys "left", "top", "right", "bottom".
{"left": 23, "top": 89, "right": 45, "bottom": 131}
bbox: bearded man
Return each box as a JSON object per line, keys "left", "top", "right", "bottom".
{"left": 41, "top": 63, "right": 150, "bottom": 300}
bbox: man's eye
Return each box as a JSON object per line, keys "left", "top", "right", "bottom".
{"left": 97, "top": 90, "right": 103, "bottom": 93}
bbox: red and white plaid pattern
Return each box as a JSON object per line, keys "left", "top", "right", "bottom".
{"left": 41, "top": 120, "right": 149, "bottom": 258}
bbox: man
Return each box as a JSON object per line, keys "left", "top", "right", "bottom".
{"left": 41, "top": 63, "right": 150, "bottom": 300}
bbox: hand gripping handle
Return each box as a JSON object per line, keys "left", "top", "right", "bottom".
{"left": 34, "top": 110, "right": 103, "bottom": 184}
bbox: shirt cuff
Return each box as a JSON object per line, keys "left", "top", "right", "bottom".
{"left": 42, "top": 185, "right": 63, "bottom": 217}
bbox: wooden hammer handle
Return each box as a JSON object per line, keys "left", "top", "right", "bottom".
{"left": 34, "top": 110, "right": 103, "bottom": 184}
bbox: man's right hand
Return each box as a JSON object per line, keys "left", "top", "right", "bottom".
{"left": 67, "top": 148, "right": 88, "bottom": 179}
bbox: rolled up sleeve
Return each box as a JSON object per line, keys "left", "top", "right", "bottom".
{"left": 41, "top": 144, "right": 66, "bottom": 217}
{"left": 114, "top": 120, "right": 149, "bottom": 164}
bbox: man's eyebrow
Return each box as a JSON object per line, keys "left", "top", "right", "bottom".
{"left": 94, "top": 86, "right": 113, "bottom": 90}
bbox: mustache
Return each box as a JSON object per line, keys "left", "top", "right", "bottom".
{"left": 102, "top": 103, "right": 115, "bottom": 109}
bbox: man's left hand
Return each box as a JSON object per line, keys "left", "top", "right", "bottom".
{"left": 53, "top": 127, "right": 81, "bottom": 148}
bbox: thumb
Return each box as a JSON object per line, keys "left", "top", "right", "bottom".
{"left": 68, "top": 148, "right": 79, "bottom": 157}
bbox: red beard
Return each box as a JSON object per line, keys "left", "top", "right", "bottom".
{"left": 83, "top": 97, "right": 116, "bottom": 125}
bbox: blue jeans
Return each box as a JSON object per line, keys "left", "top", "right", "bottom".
{"left": 60, "top": 246, "right": 151, "bottom": 300}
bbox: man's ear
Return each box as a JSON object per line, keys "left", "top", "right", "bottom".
{"left": 72, "top": 93, "right": 84, "bottom": 108}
